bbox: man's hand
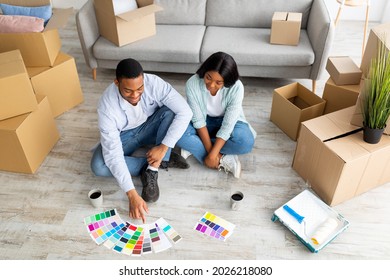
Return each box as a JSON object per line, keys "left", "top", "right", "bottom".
{"left": 146, "top": 144, "right": 169, "bottom": 168}
{"left": 127, "top": 189, "right": 149, "bottom": 223}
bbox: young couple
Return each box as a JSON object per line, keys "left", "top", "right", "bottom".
{"left": 90, "top": 52, "right": 256, "bottom": 223}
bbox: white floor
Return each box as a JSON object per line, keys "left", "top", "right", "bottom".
{"left": 0, "top": 15, "right": 389, "bottom": 265}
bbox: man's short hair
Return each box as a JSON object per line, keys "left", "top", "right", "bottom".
{"left": 116, "top": 58, "right": 144, "bottom": 81}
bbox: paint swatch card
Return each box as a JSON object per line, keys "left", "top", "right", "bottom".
{"left": 84, "top": 209, "right": 126, "bottom": 245}
{"left": 155, "top": 217, "right": 182, "bottom": 244}
{"left": 194, "top": 212, "right": 236, "bottom": 241}
{"left": 148, "top": 223, "right": 172, "bottom": 253}
{"left": 104, "top": 222, "right": 131, "bottom": 249}
{"left": 141, "top": 224, "right": 153, "bottom": 255}
{"left": 120, "top": 223, "right": 139, "bottom": 256}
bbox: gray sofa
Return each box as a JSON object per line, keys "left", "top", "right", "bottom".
{"left": 76, "top": 0, "right": 334, "bottom": 91}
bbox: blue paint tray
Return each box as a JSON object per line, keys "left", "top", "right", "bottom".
{"left": 272, "top": 189, "right": 349, "bottom": 253}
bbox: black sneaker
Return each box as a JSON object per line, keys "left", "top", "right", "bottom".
{"left": 140, "top": 165, "right": 160, "bottom": 202}
{"left": 160, "top": 150, "right": 190, "bottom": 170}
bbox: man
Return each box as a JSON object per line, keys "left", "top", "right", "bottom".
{"left": 91, "top": 58, "right": 192, "bottom": 223}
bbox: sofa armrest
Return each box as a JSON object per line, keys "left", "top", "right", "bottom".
{"left": 75, "top": 0, "right": 99, "bottom": 70}
{"left": 307, "top": 0, "right": 335, "bottom": 81}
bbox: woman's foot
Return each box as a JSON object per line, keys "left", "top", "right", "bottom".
{"left": 219, "top": 155, "right": 241, "bottom": 178}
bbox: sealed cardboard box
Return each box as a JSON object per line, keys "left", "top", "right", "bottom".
{"left": 0, "top": 0, "right": 72, "bottom": 66}
{"left": 293, "top": 106, "right": 390, "bottom": 206}
{"left": 0, "top": 50, "right": 37, "bottom": 120}
{"left": 322, "top": 77, "right": 361, "bottom": 114}
{"left": 270, "top": 12, "right": 302, "bottom": 46}
{"left": 351, "top": 23, "right": 390, "bottom": 133}
{"left": 27, "top": 52, "right": 84, "bottom": 117}
{"left": 93, "top": 0, "right": 163, "bottom": 47}
{"left": 0, "top": 94, "right": 60, "bottom": 174}
{"left": 270, "top": 82, "right": 326, "bottom": 140}
{"left": 326, "top": 56, "right": 362, "bottom": 85}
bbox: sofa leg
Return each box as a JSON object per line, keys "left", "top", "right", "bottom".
{"left": 312, "top": 80, "right": 316, "bottom": 93}
{"left": 92, "top": 68, "right": 97, "bottom": 80}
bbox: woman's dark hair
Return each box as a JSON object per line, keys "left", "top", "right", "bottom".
{"left": 196, "top": 52, "right": 239, "bottom": 87}
{"left": 116, "top": 58, "right": 143, "bottom": 81}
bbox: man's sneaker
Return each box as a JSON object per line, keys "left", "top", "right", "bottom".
{"left": 160, "top": 150, "right": 190, "bottom": 170}
{"left": 219, "top": 155, "right": 241, "bottom": 178}
{"left": 140, "top": 165, "right": 160, "bottom": 202}
{"left": 181, "top": 148, "right": 192, "bottom": 159}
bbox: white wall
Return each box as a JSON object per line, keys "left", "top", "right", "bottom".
{"left": 325, "top": 0, "right": 387, "bottom": 22}
{"left": 53, "top": 0, "right": 387, "bottom": 22}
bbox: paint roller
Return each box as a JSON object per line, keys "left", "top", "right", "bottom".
{"left": 283, "top": 205, "right": 338, "bottom": 245}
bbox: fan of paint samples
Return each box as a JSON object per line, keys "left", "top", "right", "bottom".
{"left": 194, "top": 211, "right": 236, "bottom": 241}
{"left": 83, "top": 209, "right": 182, "bottom": 256}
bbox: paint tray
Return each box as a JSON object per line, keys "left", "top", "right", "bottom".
{"left": 271, "top": 189, "right": 349, "bottom": 253}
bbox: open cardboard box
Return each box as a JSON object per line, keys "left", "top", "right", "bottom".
{"left": 270, "top": 12, "right": 302, "bottom": 46}
{"left": 93, "top": 0, "right": 163, "bottom": 47}
{"left": 293, "top": 106, "right": 390, "bottom": 206}
{"left": 350, "top": 23, "right": 390, "bottom": 134}
{"left": 0, "top": 50, "right": 37, "bottom": 121}
{"left": 270, "top": 82, "right": 326, "bottom": 140}
{"left": 0, "top": 0, "right": 72, "bottom": 66}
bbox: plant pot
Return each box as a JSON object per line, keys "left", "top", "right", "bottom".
{"left": 363, "top": 126, "right": 385, "bottom": 144}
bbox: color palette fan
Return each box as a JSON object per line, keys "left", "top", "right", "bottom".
{"left": 194, "top": 211, "right": 236, "bottom": 241}
{"left": 84, "top": 209, "right": 182, "bottom": 256}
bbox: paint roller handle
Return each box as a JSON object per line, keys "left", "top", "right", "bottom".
{"left": 283, "top": 205, "right": 305, "bottom": 224}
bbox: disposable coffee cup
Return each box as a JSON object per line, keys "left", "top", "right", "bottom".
{"left": 88, "top": 188, "right": 103, "bottom": 208}
{"left": 230, "top": 191, "right": 244, "bottom": 210}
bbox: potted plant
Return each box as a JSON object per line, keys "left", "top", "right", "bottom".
{"left": 360, "top": 38, "right": 390, "bottom": 144}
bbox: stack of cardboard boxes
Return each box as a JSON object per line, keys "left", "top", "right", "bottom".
{"left": 0, "top": 0, "right": 84, "bottom": 173}
{"left": 291, "top": 23, "right": 390, "bottom": 206}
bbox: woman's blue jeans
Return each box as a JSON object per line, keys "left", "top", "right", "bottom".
{"left": 176, "top": 116, "right": 255, "bottom": 164}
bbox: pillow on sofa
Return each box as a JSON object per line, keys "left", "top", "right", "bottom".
{"left": 0, "top": 3, "right": 52, "bottom": 25}
{"left": 113, "top": 0, "right": 138, "bottom": 15}
{"left": 0, "top": 15, "right": 44, "bottom": 33}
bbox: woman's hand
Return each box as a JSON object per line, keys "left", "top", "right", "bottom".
{"left": 204, "top": 152, "right": 221, "bottom": 169}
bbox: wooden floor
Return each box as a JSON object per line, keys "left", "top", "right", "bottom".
{"left": 1, "top": 15, "right": 389, "bottom": 260}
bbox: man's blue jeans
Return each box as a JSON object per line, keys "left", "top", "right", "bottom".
{"left": 91, "top": 106, "right": 174, "bottom": 177}
{"left": 176, "top": 116, "right": 255, "bottom": 164}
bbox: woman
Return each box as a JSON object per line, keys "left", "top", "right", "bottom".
{"left": 177, "top": 52, "right": 256, "bottom": 178}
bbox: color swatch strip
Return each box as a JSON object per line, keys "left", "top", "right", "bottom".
{"left": 194, "top": 212, "right": 236, "bottom": 241}
{"left": 155, "top": 217, "right": 182, "bottom": 244}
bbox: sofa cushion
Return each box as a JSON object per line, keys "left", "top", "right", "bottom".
{"left": 206, "top": 0, "right": 312, "bottom": 28}
{"left": 155, "top": 0, "right": 206, "bottom": 25}
{"left": 201, "top": 26, "right": 315, "bottom": 66}
{"left": 93, "top": 25, "right": 206, "bottom": 63}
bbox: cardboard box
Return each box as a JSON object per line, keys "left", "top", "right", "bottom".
{"left": 0, "top": 0, "right": 72, "bottom": 66}
{"left": 93, "top": 0, "right": 163, "bottom": 47}
{"left": 270, "top": 82, "right": 326, "bottom": 140}
{"left": 351, "top": 23, "right": 390, "bottom": 134}
{"left": 270, "top": 12, "right": 302, "bottom": 46}
{"left": 326, "top": 56, "right": 362, "bottom": 85}
{"left": 292, "top": 106, "right": 390, "bottom": 206}
{"left": 360, "top": 23, "right": 390, "bottom": 79}
{"left": 0, "top": 94, "right": 60, "bottom": 174}
{"left": 27, "top": 52, "right": 84, "bottom": 117}
{"left": 0, "top": 50, "right": 38, "bottom": 120}
{"left": 322, "top": 77, "right": 361, "bottom": 114}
